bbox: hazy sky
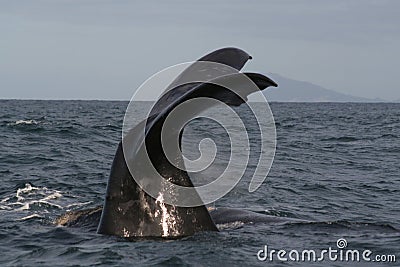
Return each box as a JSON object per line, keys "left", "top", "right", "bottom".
{"left": 1, "top": 0, "right": 399, "bottom": 100}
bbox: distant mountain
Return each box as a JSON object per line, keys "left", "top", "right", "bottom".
{"left": 262, "top": 73, "right": 382, "bottom": 102}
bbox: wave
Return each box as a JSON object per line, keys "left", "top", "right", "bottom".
{"left": 15, "top": 119, "right": 38, "bottom": 125}
{"left": 321, "top": 136, "right": 359, "bottom": 142}
{"left": 287, "top": 220, "right": 399, "bottom": 232}
{"left": 321, "top": 134, "right": 398, "bottom": 142}
{"left": 5, "top": 116, "right": 47, "bottom": 127}
{"left": 0, "top": 183, "right": 92, "bottom": 221}
{"left": 17, "top": 214, "right": 43, "bottom": 221}
{"left": 379, "top": 133, "right": 398, "bottom": 139}
{"left": 1, "top": 183, "right": 64, "bottom": 212}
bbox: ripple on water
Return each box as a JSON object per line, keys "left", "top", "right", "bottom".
{"left": 0, "top": 101, "right": 399, "bottom": 266}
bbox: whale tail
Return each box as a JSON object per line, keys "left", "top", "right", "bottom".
{"left": 97, "top": 47, "right": 277, "bottom": 238}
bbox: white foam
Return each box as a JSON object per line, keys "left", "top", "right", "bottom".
{"left": 16, "top": 183, "right": 40, "bottom": 201}
{"left": 0, "top": 205, "right": 12, "bottom": 210}
{"left": 1, "top": 197, "right": 10, "bottom": 203}
{"left": 1, "top": 183, "right": 91, "bottom": 221}
{"left": 15, "top": 120, "right": 38, "bottom": 125}
{"left": 65, "top": 201, "right": 93, "bottom": 209}
{"left": 18, "top": 214, "right": 42, "bottom": 221}
{"left": 16, "top": 203, "right": 30, "bottom": 211}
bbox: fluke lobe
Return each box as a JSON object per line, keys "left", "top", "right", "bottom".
{"left": 97, "top": 47, "right": 278, "bottom": 238}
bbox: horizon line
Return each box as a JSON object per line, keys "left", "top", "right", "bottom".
{"left": 0, "top": 98, "right": 398, "bottom": 104}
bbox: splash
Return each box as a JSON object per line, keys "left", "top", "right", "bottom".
{"left": 12, "top": 183, "right": 63, "bottom": 210}
{"left": 122, "top": 228, "right": 130, "bottom": 238}
{"left": 154, "top": 193, "right": 179, "bottom": 237}
{"left": 0, "top": 183, "right": 92, "bottom": 221}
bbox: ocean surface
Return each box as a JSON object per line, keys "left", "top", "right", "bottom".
{"left": 0, "top": 100, "right": 399, "bottom": 266}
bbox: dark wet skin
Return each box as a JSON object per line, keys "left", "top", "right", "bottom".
{"left": 55, "top": 206, "right": 304, "bottom": 232}
{"left": 57, "top": 48, "right": 285, "bottom": 238}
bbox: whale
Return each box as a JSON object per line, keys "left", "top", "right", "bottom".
{"left": 56, "top": 47, "right": 293, "bottom": 238}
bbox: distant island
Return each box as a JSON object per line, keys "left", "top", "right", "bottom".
{"left": 262, "top": 73, "right": 385, "bottom": 102}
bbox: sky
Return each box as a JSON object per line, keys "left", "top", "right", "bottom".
{"left": 1, "top": 0, "right": 399, "bottom": 101}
